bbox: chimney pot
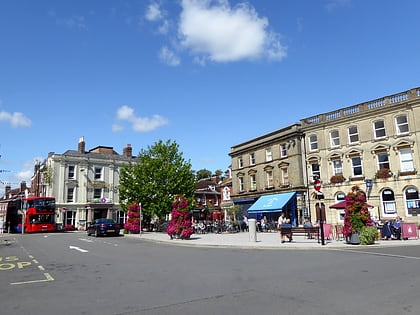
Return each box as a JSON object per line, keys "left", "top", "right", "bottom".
{"left": 78, "top": 136, "right": 86, "bottom": 153}
{"left": 123, "top": 144, "right": 133, "bottom": 158}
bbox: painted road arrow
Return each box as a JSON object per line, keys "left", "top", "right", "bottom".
{"left": 69, "top": 246, "right": 89, "bottom": 253}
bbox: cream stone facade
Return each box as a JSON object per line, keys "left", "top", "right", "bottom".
{"left": 229, "top": 124, "right": 309, "bottom": 225}
{"left": 301, "top": 87, "right": 420, "bottom": 225}
{"left": 230, "top": 87, "right": 420, "bottom": 227}
{"left": 42, "top": 137, "right": 136, "bottom": 230}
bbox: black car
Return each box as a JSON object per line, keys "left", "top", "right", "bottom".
{"left": 87, "top": 218, "right": 120, "bottom": 237}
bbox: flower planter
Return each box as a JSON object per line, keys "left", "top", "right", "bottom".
{"left": 376, "top": 168, "right": 392, "bottom": 179}
{"left": 330, "top": 175, "right": 345, "bottom": 184}
{"left": 348, "top": 232, "right": 361, "bottom": 245}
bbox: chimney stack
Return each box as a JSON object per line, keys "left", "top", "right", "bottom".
{"left": 5, "top": 185, "right": 11, "bottom": 195}
{"left": 20, "top": 181, "right": 27, "bottom": 193}
{"left": 123, "top": 144, "right": 133, "bottom": 158}
{"left": 78, "top": 136, "right": 85, "bottom": 153}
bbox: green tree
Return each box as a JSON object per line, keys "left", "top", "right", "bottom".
{"left": 119, "top": 140, "right": 196, "bottom": 219}
{"left": 196, "top": 169, "right": 212, "bottom": 180}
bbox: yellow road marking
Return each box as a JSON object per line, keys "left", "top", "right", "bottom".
{"left": 38, "top": 265, "right": 45, "bottom": 271}
{"left": 10, "top": 273, "right": 54, "bottom": 285}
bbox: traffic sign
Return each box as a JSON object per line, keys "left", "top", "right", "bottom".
{"left": 314, "top": 179, "right": 322, "bottom": 191}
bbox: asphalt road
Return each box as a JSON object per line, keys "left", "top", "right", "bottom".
{"left": 1, "top": 232, "right": 420, "bottom": 315}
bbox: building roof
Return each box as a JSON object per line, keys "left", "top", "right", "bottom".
{"left": 57, "top": 149, "right": 133, "bottom": 162}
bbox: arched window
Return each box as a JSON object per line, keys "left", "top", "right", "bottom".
{"left": 336, "top": 192, "right": 346, "bottom": 201}
{"left": 405, "top": 188, "right": 420, "bottom": 216}
{"left": 382, "top": 189, "right": 396, "bottom": 215}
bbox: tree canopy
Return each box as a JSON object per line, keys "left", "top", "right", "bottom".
{"left": 118, "top": 140, "right": 196, "bottom": 219}
{"left": 195, "top": 168, "right": 226, "bottom": 181}
{"left": 196, "top": 169, "right": 212, "bottom": 180}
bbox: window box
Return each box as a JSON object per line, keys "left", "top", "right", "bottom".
{"left": 398, "top": 169, "right": 417, "bottom": 176}
{"left": 330, "top": 175, "right": 345, "bottom": 184}
{"left": 376, "top": 168, "right": 392, "bottom": 179}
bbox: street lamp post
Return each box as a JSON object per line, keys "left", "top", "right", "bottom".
{"left": 139, "top": 202, "right": 142, "bottom": 236}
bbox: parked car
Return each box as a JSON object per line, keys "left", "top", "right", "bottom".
{"left": 87, "top": 218, "right": 120, "bottom": 237}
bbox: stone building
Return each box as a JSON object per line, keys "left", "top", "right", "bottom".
{"left": 229, "top": 124, "right": 308, "bottom": 225}
{"left": 301, "top": 87, "right": 420, "bottom": 225}
{"left": 229, "top": 87, "right": 420, "bottom": 227}
{"left": 38, "top": 137, "right": 136, "bottom": 230}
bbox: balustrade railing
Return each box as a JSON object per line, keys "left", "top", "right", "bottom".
{"left": 301, "top": 87, "right": 419, "bottom": 127}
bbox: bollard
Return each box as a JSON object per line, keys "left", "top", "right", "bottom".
{"left": 248, "top": 219, "right": 257, "bottom": 242}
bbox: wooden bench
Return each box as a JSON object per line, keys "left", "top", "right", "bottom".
{"left": 279, "top": 226, "right": 319, "bottom": 239}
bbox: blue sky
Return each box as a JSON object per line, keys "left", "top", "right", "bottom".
{"left": 1, "top": 0, "right": 419, "bottom": 192}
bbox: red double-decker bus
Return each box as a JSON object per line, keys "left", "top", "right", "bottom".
{"left": 23, "top": 196, "right": 56, "bottom": 233}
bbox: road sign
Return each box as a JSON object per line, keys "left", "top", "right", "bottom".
{"left": 314, "top": 179, "right": 322, "bottom": 191}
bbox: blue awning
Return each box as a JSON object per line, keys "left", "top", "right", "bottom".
{"left": 247, "top": 192, "right": 296, "bottom": 213}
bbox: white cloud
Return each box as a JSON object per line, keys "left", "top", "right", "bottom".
{"left": 178, "top": 0, "right": 287, "bottom": 63}
{"left": 325, "top": 0, "right": 352, "bottom": 12}
{"left": 159, "top": 46, "right": 181, "bottom": 66}
{"left": 0, "top": 111, "right": 32, "bottom": 128}
{"left": 11, "top": 157, "right": 44, "bottom": 187}
{"left": 131, "top": 114, "right": 169, "bottom": 132}
{"left": 114, "top": 105, "right": 168, "bottom": 132}
{"left": 145, "top": 2, "right": 163, "bottom": 21}
{"left": 145, "top": 1, "right": 170, "bottom": 35}
{"left": 116, "top": 105, "right": 135, "bottom": 120}
{"left": 112, "top": 124, "right": 124, "bottom": 132}
{"left": 157, "top": 20, "right": 170, "bottom": 34}
{"left": 56, "top": 15, "right": 87, "bottom": 30}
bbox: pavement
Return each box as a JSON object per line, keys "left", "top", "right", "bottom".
{"left": 124, "top": 230, "right": 420, "bottom": 249}
{"left": 2, "top": 230, "right": 419, "bottom": 249}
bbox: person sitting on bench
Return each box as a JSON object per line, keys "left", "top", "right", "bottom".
{"left": 278, "top": 213, "right": 292, "bottom": 243}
